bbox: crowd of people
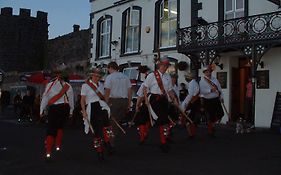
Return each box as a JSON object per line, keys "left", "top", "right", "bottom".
{"left": 35, "top": 56, "right": 232, "bottom": 162}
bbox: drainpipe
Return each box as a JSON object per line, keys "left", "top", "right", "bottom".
{"left": 251, "top": 45, "right": 257, "bottom": 126}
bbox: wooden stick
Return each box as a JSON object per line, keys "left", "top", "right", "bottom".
{"left": 221, "top": 101, "right": 231, "bottom": 121}
{"left": 85, "top": 117, "right": 95, "bottom": 135}
{"left": 111, "top": 117, "right": 126, "bottom": 134}
{"left": 174, "top": 104, "right": 193, "bottom": 124}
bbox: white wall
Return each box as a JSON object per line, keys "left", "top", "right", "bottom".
{"left": 199, "top": 0, "right": 218, "bottom": 23}
{"left": 249, "top": 0, "right": 281, "bottom": 16}
{"left": 255, "top": 48, "right": 281, "bottom": 128}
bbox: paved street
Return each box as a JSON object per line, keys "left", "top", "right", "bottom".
{"left": 1, "top": 110, "right": 281, "bottom": 175}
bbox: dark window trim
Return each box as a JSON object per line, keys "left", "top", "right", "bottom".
{"left": 120, "top": 6, "right": 142, "bottom": 55}
{"left": 154, "top": 0, "right": 180, "bottom": 51}
{"left": 96, "top": 15, "right": 112, "bottom": 60}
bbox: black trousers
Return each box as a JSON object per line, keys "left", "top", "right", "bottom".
{"left": 90, "top": 102, "right": 110, "bottom": 137}
{"left": 150, "top": 94, "right": 169, "bottom": 125}
{"left": 47, "top": 103, "right": 70, "bottom": 136}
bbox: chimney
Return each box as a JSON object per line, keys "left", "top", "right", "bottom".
{"left": 73, "top": 24, "right": 80, "bottom": 32}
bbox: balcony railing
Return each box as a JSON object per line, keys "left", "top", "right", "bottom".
{"left": 178, "top": 11, "right": 281, "bottom": 53}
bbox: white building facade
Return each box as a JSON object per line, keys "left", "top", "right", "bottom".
{"left": 90, "top": 0, "right": 281, "bottom": 128}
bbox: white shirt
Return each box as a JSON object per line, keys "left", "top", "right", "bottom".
{"left": 181, "top": 79, "right": 199, "bottom": 109}
{"left": 143, "top": 71, "right": 172, "bottom": 95}
{"left": 40, "top": 79, "right": 74, "bottom": 115}
{"left": 172, "top": 84, "right": 180, "bottom": 99}
{"left": 81, "top": 81, "right": 105, "bottom": 104}
{"left": 136, "top": 83, "right": 145, "bottom": 97}
{"left": 104, "top": 72, "right": 132, "bottom": 98}
{"left": 199, "top": 76, "right": 223, "bottom": 99}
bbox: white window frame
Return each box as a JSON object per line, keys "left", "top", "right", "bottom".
{"left": 159, "top": 0, "right": 177, "bottom": 48}
{"left": 99, "top": 18, "right": 111, "bottom": 58}
{"left": 225, "top": 0, "right": 245, "bottom": 20}
{"left": 125, "top": 9, "right": 140, "bottom": 54}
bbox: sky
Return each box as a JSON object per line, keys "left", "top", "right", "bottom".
{"left": 0, "top": 0, "right": 90, "bottom": 39}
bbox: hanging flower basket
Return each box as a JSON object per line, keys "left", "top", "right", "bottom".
{"left": 177, "top": 61, "right": 188, "bottom": 71}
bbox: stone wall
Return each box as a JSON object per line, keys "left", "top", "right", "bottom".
{"left": 0, "top": 7, "right": 48, "bottom": 72}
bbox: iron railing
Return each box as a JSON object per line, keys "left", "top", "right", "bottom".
{"left": 178, "top": 11, "right": 281, "bottom": 53}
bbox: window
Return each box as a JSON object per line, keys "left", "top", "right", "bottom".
{"left": 121, "top": 7, "right": 141, "bottom": 54}
{"left": 225, "top": 0, "right": 244, "bottom": 20}
{"left": 96, "top": 16, "right": 112, "bottom": 59}
{"left": 159, "top": 0, "right": 177, "bottom": 48}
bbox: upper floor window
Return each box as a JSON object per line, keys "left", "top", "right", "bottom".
{"left": 121, "top": 7, "right": 142, "bottom": 55}
{"left": 96, "top": 16, "right": 112, "bottom": 59}
{"left": 156, "top": 0, "right": 177, "bottom": 49}
{"left": 225, "top": 0, "right": 244, "bottom": 20}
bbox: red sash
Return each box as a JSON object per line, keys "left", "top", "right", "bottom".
{"left": 204, "top": 76, "right": 221, "bottom": 96}
{"left": 154, "top": 71, "right": 166, "bottom": 95}
{"left": 86, "top": 80, "right": 105, "bottom": 101}
{"left": 48, "top": 83, "right": 70, "bottom": 106}
{"left": 190, "top": 92, "right": 200, "bottom": 104}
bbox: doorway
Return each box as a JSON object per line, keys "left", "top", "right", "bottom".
{"left": 231, "top": 57, "right": 251, "bottom": 121}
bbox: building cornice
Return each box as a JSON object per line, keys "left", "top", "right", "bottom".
{"left": 90, "top": 0, "right": 135, "bottom": 17}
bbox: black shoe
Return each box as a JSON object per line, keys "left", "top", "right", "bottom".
{"left": 97, "top": 152, "right": 104, "bottom": 161}
{"left": 160, "top": 144, "right": 170, "bottom": 153}
{"left": 105, "top": 142, "right": 115, "bottom": 155}
{"left": 139, "top": 140, "right": 145, "bottom": 146}
{"left": 166, "top": 137, "right": 174, "bottom": 144}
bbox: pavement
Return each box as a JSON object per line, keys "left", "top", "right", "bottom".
{"left": 0, "top": 107, "right": 281, "bottom": 175}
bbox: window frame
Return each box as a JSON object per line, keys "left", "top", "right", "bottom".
{"left": 96, "top": 15, "right": 112, "bottom": 60}
{"left": 121, "top": 6, "right": 142, "bottom": 56}
{"left": 224, "top": 0, "right": 245, "bottom": 20}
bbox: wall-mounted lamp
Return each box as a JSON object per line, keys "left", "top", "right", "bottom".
{"left": 214, "top": 56, "right": 223, "bottom": 70}
{"left": 259, "top": 61, "right": 264, "bottom": 68}
{"left": 145, "top": 26, "right": 151, "bottom": 33}
{"left": 216, "top": 63, "right": 224, "bottom": 70}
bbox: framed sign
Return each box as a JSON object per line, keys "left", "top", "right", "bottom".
{"left": 256, "top": 70, "right": 269, "bottom": 89}
{"left": 216, "top": 72, "right": 227, "bottom": 89}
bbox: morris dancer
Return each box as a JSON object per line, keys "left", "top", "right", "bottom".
{"left": 199, "top": 65, "right": 224, "bottom": 137}
{"left": 40, "top": 69, "right": 74, "bottom": 160}
{"left": 143, "top": 56, "right": 179, "bottom": 153}
{"left": 134, "top": 82, "right": 150, "bottom": 145}
{"left": 181, "top": 73, "right": 200, "bottom": 138}
{"left": 80, "top": 68, "right": 114, "bottom": 161}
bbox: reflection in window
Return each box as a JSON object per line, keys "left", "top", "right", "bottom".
{"left": 124, "top": 8, "right": 141, "bottom": 54}
{"left": 225, "top": 0, "right": 244, "bottom": 20}
{"left": 159, "top": 0, "right": 177, "bottom": 48}
{"left": 99, "top": 18, "right": 111, "bottom": 58}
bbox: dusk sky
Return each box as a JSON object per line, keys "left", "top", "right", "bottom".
{"left": 1, "top": 0, "right": 90, "bottom": 39}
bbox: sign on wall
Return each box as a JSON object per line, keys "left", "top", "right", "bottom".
{"left": 216, "top": 72, "right": 227, "bottom": 89}
{"left": 256, "top": 70, "right": 269, "bottom": 89}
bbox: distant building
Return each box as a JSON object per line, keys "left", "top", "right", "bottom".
{"left": 0, "top": 7, "right": 48, "bottom": 72}
{"left": 47, "top": 25, "right": 91, "bottom": 73}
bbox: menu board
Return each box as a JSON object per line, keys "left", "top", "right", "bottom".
{"left": 216, "top": 72, "right": 227, "bottom": 89}
{"left": 271, "top": 92, "right": 281, "bottom": 132}
{"left": 256, "top": 70, "right": 269, "bottom": 89}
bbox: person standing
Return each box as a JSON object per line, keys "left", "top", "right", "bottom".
{"left": 199, "top": 65, "right": 224, "bottom": 137}
{"left": 245, "top": 78, "right": 253, "bottom": 127}
{"left": 40, "top": 69, "right": 74, "bottom": 160}
{"left": 181, "top": 73, "right": 200, "bottom": 138}
{"left": 14, "top": 92, "right": 22, "bottom": 118}
{"left": 143, "top": 57, "right": 179, "bottom": 152}
{"left": 104, "top": 62, "right": 132, "bottom": 136}
{"left": 179, "top": 83, "right": 188, "bottom": 103}
{"left": 80, "top": 68, "right": 114, "bottom": 160}
{"left": 134, "top": 82, "right": 150, "bottom": 145}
